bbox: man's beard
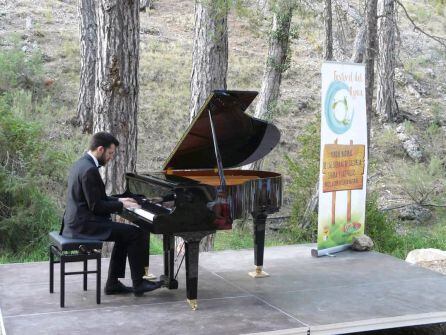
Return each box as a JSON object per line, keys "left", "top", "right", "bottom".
{"left": 97, "top": 152, "right": 107, "bottom": 167}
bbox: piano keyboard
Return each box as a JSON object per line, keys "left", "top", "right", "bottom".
{"left": 127, "top": 207, "right": 155, "bottom": 221}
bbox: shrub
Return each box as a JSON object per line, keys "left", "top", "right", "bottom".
{"left": 388, "top": 158, "right": 446, "bottom": 206}
{"left": 0, "top": 45, "right": 71, "bottom": 262}
{"left": 365, "top": 194, "right": 400, "bottom": 254}
{"left": 0, "top": 44, "right": 43, "bottom": 93}
{"left": 0, "top": 101, "right": 65, "bottom": 260}
{"left": 285, "top": 117, "right": 320, "bottom": 242}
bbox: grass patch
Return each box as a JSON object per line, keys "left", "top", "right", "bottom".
{"left": 405, "top": 3, "right": 433, "bottom": 24}
{"left": 403, "top": 55, "right": 431, "bottom": 82}
{"left": 375, "top": 127, "right": 404, "bottom": 156}
{"left": 366, "top": 196, "right": 446, "bottom": 259}
{"left": 150, "top": 235, "right": 164, "bottom": 255}
{"left": 214, "top": 227, "right": 288, "bottom": 251}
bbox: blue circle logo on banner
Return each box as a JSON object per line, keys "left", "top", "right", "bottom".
{"left": 324, "top": 81, "right": 354, "bottom": 134}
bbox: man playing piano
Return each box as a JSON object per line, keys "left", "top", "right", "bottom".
{"left": 61, "top": 132, "right": 161, "bottom": 296}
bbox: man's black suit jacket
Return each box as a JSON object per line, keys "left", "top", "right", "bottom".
{"left": 62, "top": 154, "right": 124, "bottom": 240}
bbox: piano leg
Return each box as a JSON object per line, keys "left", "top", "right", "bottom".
{"left": 249, "top": 213, "right": 269, "bottom": 278}
{"left": 160, "top": 234, "right": 178, "bottom": 289}
{"left": 185, "top": 240, "right": 199, "bottom": 311}
{"left": 178, "top": 231, "right": 214, "bottom": 310}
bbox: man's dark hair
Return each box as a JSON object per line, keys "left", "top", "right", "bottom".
{"left": 89, "top": 132, "right": 119, "bottom": 150}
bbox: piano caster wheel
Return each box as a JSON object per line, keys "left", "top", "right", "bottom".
{"left": 187, "top": 299, "right": 198, "bottom": 311}
{"left": 169, "top": 280, "right": 178, "bottom": 289}
{"left": 248, "top": 266, "right": 269, "bottom": 278}
{"left": 160, "top": 275, "right": 178, "bottom": 289}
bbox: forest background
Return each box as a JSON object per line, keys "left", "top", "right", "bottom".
{"left": 0, "top": 0, "right": 445, "bottom": 263}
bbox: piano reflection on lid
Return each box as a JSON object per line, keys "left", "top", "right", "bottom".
{"left": 116, "top": 90, "right": 282, "bottom": 310}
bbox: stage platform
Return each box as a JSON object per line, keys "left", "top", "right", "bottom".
{"left": 1, "top": 244, "right": 446, "bottom": 335}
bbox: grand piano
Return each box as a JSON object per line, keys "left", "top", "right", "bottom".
{"left": 119, "top": 90, "right": 282, "bottom": 310}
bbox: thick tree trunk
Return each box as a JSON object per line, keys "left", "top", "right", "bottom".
{"left": 245, "top": 1, "right": 293, "bottom": 172}
{"left": 324, "top": 0, "right": 333, "bottom": 60}
{"left": 76, "top": 0, "right": 96, "bottom": 134}
{"left": 254, "top": 1, "right": 293, "bottom": 120}
{"left": 189, "top": 0, "right": 228, "bottom": 122}
{"left": 190, "top": 0, "right": 229, "bottom": 251}
{"left": 376, "top": 0, "right": 397, "bottom": 122}
{"left": 365, "top": 0, "right": 378, "bottom": 149}
{"left": 94, "top": 0, "right": 139, "bottom": 195}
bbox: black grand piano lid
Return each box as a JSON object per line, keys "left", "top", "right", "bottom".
{"left": 163, "top": 90, "right": 281, "bottom": 170}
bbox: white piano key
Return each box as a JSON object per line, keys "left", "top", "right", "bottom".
{"left": 128, "top": 207, "right": 155, "bottom": 221}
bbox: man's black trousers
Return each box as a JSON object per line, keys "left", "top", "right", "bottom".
{"left": 105, "top": 222, "right": 149, "bottom": 285}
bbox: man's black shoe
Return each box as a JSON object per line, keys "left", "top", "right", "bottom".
{"left": 104, "top": 280, "right": 133, "bottom": 295}
{"left": 133, "top": 279, "right": 162, "bottom": 297}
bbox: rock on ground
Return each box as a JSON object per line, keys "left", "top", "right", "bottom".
{"left": 351, "top": 235, "right": 374, "bottom": 251}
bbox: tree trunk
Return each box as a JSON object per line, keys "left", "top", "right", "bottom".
{"left": 189, "top": 0, "right": 228, "bottom": 122}
{"left": 244, "top": 1, "right": 293, "bottom": 172}
{"left": 94, "top": 0, "right": 139, "bottom": 195}
{"left": 351, "top": 24, "right": 366, "bottom": 63}
{"left": 140, "top": 0, "right": 154, "bottom": 12}
{"left": 324, "top": 0, "right": 333, "bottom": 60}
{"left": 335, "top": 0, "right": 363, "bottom": 24}
{"left": 254, "top": 1, "right": 293, "bottom": 121}
{"left": 365, "top": 0, "right": 378, "bottom": 149}
{"left": 376, "top": 0, "right": 397, "bottom": 122}
{"left": 76, "top": 0, "right": 97, "bottom": 134}
{"left": 189, "top": 0, "right": 229, "bottom": 251}
{"left": 334, "top": 0, "right": 366, "bottom": 63}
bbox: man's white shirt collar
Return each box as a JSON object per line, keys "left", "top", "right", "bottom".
{"left": 87, "top": 151, "right": 100, "bottom": 168}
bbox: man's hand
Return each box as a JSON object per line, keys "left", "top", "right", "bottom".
{"left": 119, "top": 198, "right": 141, "bottom": 209}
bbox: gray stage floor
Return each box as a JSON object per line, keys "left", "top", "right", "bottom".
{"left": 1, "top": 244, "right": 446, "bottom": 335}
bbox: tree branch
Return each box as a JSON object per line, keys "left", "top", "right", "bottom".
{"left": 394, "top": 0, "right": 446, "bottom": 49}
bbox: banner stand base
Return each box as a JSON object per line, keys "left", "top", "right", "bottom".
{"left": 311, "top": 244, "right": 351, "bottom": 257}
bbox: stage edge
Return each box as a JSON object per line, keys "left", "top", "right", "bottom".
{"left": 0, "top": 307, "right": 6, "bottom": 335}
{"left": 244, "top": 311, "right": 446, "bottom": 335}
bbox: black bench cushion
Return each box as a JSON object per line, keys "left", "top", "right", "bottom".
{"left": 49, "top": 231, "right": 103, "bottom": 251}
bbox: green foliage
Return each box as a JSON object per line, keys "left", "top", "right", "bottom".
{"left": 430, "top": 102, "right": 443, "bottom": 126}
{"left": 403, "top": 55, "right": 431, "bottom": 81}
{"left": 423, "top": 122, "right": 446, "bottom": 165}
{"left": 0, "top": 45, "right": 72, "bottom": 263}
{"left": 386, "top": 121, "right": 446, "bottom": 207}
{"left": 214, "top": 228, "right": 254, "bottom": 250}
{"left": 149, "top": 235, "right": 163, "bottom": 255}
{"left": 426, "top": 0, "right": 446, "bottom": 16}
{"left": 365, "top": 195, "right": 400, "bottom": 255}
{"left": 61, "top": 38, "right": 79, "bottom": 60}
{"left": 366, "top": 195, "right": 446, "bottom": 259}
{"left": 405, "top": 2, "right": 433, "bottom": 24}
{"left": 375, "top": 127, "right": 404, "bottom": 156}
{"left": 391, "top": 159, "right": 446, "bottom": 206}
{"left": 214, "top": 227, "right": 283, "bottom": 251}
{"left": 0, "top": 105, "right": 63, "bottom": 260}
{"left": 0, "top": 44, "right": 43, "bottom": 93}
{"left": 285, "top": 117, "right": 320, "bottom": 241}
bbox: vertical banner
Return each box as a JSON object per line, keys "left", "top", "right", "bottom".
{"left": 312, "top": 62, "right": 368, "bottom": 257}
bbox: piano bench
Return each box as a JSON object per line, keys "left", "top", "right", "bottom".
{"left": 48, "top": 231, "right": 103, "bottom": 308}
